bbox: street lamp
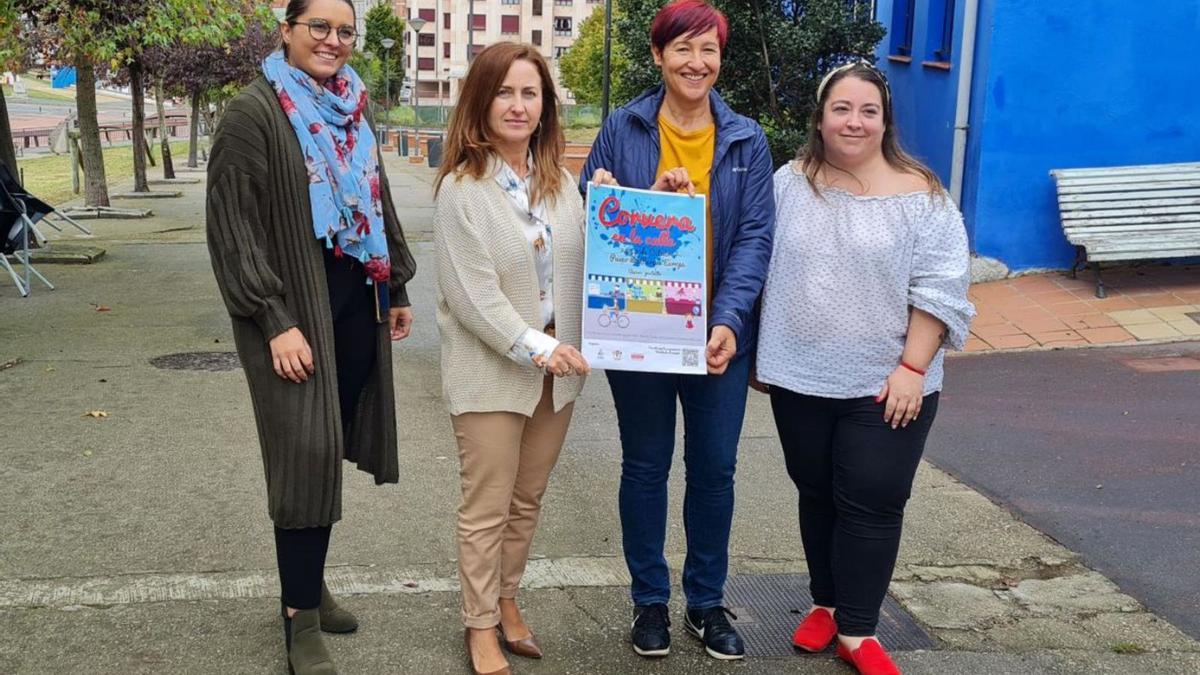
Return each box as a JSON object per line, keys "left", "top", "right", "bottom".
{"left": 602, "top": 0, "right": 613, "bottom": 122}
{"left": 380, "top": 37, "right": 395, "bottom": 147}
{"left": 409, "top": 17, "right": 428, "bottom": 143}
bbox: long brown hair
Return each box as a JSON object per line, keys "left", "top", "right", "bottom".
{"left": 435, "top": 42, "right": 565, "bottom": 207}
{"left": 799, "top": 62, "right": 941, "bottom": 196}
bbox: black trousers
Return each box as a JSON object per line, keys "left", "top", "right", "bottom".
{"left": 275, "top": 248, "right": 379, "bottom": 610}
{"left": 769, "top": 386, "right": 939, "bottom": 636}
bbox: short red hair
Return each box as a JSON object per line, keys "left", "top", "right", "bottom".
{"left": 650, "top": 0, "right": 729, "bottom": 53}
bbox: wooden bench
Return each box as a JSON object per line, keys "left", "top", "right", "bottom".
{"left": 1050, "top": 161, "right": 1200, "bottom": 297}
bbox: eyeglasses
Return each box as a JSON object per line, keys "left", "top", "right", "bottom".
{"left": 291, "top": 19, "right": 358, "bottom": 46}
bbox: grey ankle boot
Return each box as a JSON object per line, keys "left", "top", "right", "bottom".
{"left": 284, "top": 608, "right": 337, "bottom": 675}
{"left": 319, "top": 582, "right": 359, "bottom": 634}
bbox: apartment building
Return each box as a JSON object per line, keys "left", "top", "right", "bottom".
{"left": 271, "top": 0, "right": 600, "bottom": 104}
{"left": 399, "top": 0, "right": 602, "bottom": 105}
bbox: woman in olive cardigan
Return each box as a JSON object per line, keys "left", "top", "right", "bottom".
{"left": 205, "top": 1, "right": 415, "bottom": 672}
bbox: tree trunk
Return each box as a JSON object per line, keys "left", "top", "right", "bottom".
{"left": 187, "top": 93, "right": 200, "bottom": 168}
{"left": 155, "top": 77, "right": 175, "bottom": 179}
{"left": 0, "top": 83, "right": 17, "bottom": 181}
{"left": 129, "top": 57, "right": 149, "bottom": 192}
{"left": 752, "top": 0, "right": 783, "bottom": 124}
{"left": 75, "top": 57, "right": 110, "bottom": 207}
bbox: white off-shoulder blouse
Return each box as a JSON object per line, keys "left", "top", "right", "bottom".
{"left": 756, "top": 163, "right": 975, "bottom": 399}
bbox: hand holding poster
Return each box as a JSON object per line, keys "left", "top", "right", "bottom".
{"left": 582, "top": 183, "right": 708, "bottom": 374}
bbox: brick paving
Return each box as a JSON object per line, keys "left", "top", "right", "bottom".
{"left": 966, "top": 265, "right": 1200, "bottom": 352}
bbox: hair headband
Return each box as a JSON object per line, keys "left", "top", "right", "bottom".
{"left": 816, "top": 60, "right": 891, "bottom": 105}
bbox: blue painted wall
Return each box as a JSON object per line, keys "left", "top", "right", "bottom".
{"left": 878, "top": 0, "right": 1200, "bottom": 270}
{"left": 873, "top": 0, "right": 961, "bottom": 187}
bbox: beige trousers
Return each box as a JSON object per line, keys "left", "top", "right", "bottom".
{"left": 452, "top": 377, "right": 574, "bottom": 628}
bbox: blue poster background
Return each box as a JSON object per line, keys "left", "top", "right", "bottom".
{"left": 582, "top": 183, "right": 708, "bottom": 374}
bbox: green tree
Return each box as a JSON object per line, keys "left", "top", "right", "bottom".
{"left": 122, "top": 0, "right": 252, "bottom": 191}
{"left": 362, "top": 1, "right": 404, "bottom": 103}
{"left": 615, "top": 0, "right": 884, "bottom": 163}
{"left": 0, "top": 2, "right": 24, "bottom": 179}
{"left": 20, "top": 0, "right": 253, "bottom": 203}
{"left": 559, "top": 4, "right": 628, "bottom": 106}
{"left": 146, "top": 11, "right": 276, "bottom": 168}
{"left": 19, "top": 0, "right": 130, "bottom": 206}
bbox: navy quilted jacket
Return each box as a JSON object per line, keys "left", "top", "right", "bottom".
{"left": 580, "top": 85, "right": 776, "bottom": 357}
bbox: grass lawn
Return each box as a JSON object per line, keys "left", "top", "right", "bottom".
{"left": 16, "top": 140, "right": 201, "bottom": 206}
{"left": 564, "top": 127, "right": 599, "bottom": 144}
{"left": 3, "top": 83, "right": 76, "bottom": 103}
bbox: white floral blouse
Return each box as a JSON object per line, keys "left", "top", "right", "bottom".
{"left": 496, "top": 156, "right": 559, "bottom": 370}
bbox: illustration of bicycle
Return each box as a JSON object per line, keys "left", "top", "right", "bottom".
{"left": 598, "top": 309, "right": 630, "bottom": 328}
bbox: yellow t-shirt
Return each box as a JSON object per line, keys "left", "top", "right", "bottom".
{"left": 656, "top": 114, "right": 715, "bottom": 303}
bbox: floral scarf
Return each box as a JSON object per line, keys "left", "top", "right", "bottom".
{"left": 261, "top": 50, "right": 390, "bottom": 285}
{"left": 495, "top": 156, "right": 554, "bottom": 327}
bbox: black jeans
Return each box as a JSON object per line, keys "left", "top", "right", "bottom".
{"left": 769, "top": 386, "right": 939, "bottom": 636}
{"left": 274, "top": 249, "right": 379, "bottom": 610}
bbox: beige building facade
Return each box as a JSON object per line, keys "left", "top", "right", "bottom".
{"left": 272, "top": 0, "right": 601, "bottom": 105}
{"left": 399, "top": 0, "right": 604, "bottom": 106}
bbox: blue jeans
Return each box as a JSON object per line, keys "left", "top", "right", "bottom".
{"left": 606, "top": 353, "right": 751, "bottom": 609}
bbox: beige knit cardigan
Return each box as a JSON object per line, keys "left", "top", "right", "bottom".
{"left": 434, "top": 160, "right": 586, "bottom": 416}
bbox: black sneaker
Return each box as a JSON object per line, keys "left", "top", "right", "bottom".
{"left": 685, "top": 606, "right": 745, "bottom": 660}
{"left": 631, "top": 603, "right": 671, "bottom": 657}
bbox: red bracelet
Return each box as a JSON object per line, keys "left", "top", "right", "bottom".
{"left": 900, "top": 361, "right": 926, "bottom": 376}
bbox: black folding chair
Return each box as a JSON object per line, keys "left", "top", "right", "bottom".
{"left": 1, "top": 175, "right": 53, "bottom": 296}
{"left": 0, "top": 164, "right": 92, "bottom": 297}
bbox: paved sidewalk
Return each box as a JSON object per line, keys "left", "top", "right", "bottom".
{"left": 3, "top": 161, "right": 1198, "bottom": 673}
{"left": 966, "top": 267, "right": 1200, "bottom": 352}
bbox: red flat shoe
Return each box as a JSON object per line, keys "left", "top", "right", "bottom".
{"left": 836, "top": 638, "right": 900, "bottom": 675}
{"left": 791, "top": 607, "right": 837, "bottom": 652}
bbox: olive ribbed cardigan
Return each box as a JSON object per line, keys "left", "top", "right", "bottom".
{"left": 206, "top": 77, "right": 416, "bottom": 528}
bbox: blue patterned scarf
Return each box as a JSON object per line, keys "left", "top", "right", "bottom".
{"left": 261, "top": 50, "right": 390, "bottom": 285}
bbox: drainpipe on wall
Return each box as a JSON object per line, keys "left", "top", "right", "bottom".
{"left": 949, "top": 0, "right": 980, "bottom": 206}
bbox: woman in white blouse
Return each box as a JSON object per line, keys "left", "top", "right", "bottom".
{"left": 755, "top": 62, "right": 974, "bottom": 675}
{"left": 433, "top": 42, "right": 589, "bottom": 675}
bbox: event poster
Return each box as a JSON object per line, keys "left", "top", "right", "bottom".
{"left": 581, "top": 183, "right": 708, "bottom": 375}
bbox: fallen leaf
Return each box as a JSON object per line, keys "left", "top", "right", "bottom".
{"left": 1, "top": 358, "right": 21, "bottom": 371}
{"left": 82, "top": 450, "right": 93, "bottom": 457}
{"left": 89, "top": 303, "right": 111, "bottom": 312}
{"left": 45, "top": 365, "right": 56, "bottom": 373}
{"left": 402, "top": 581, "right": 418, "bottom": 588}
{"left": 82, "top": 410, "right": 109, "bottom": 419}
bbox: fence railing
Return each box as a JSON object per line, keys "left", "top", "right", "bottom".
{"left": 376, "top": 104, "right": 602, "bottom": 129}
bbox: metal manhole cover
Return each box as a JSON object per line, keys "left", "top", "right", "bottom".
{"left": 150, "top": 351, "right": 241, "bottom": 371}
{"left": 725, "top": 574, "right": 937, "bottom": 659}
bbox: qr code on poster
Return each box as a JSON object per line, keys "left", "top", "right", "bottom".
{"left": 682, "top": 350, "right": 699, "bottom": 368}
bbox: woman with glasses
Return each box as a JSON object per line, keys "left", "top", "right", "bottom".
{"left": 755, "top": 62, "right": 974, "bottom": 675}
{"left": 206, "top": 1, "right": 415, "bottom": 673}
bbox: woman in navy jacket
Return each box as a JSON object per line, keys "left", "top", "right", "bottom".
{"left": 580, "top": 0, "right": 774, "bottom": 662}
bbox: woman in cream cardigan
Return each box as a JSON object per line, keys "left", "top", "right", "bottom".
{"left": 433, "top": 42, "right": 589, "bottom": 675}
